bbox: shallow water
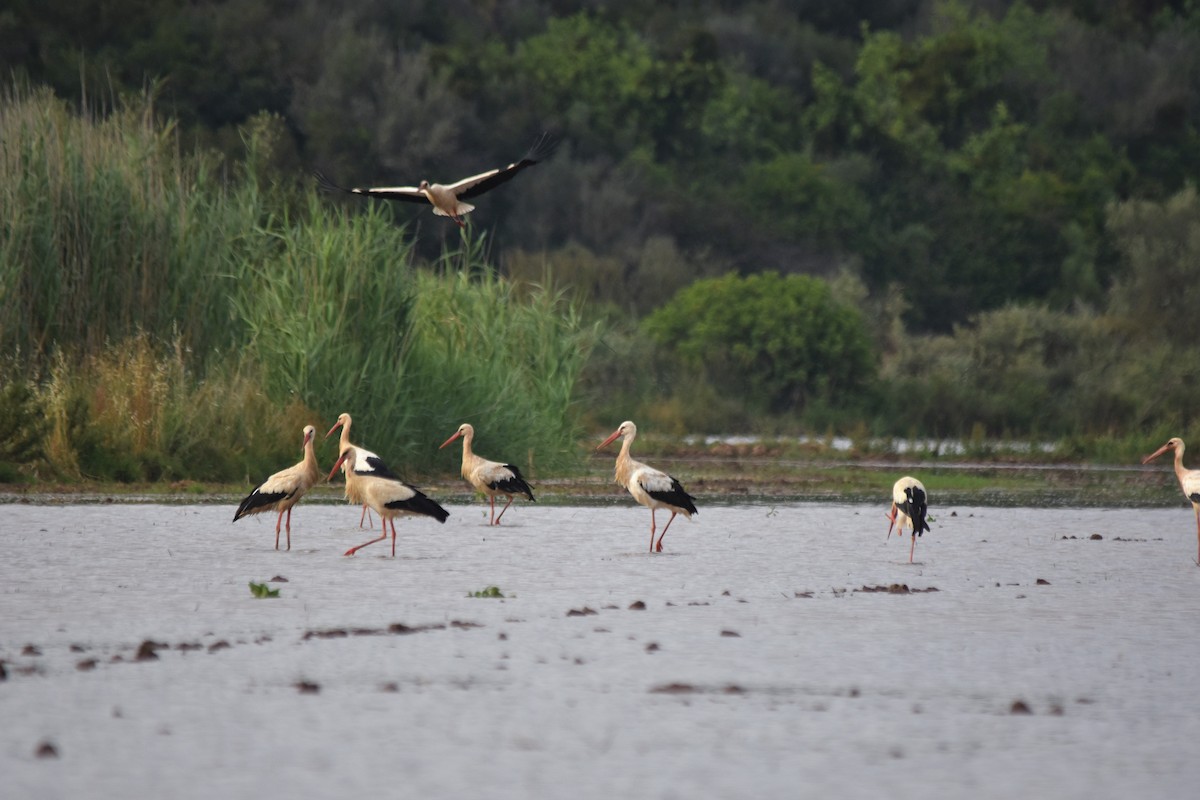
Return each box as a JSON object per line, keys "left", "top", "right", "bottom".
{"left": 2, "top": 500, "right": 1198, "bottom": 799}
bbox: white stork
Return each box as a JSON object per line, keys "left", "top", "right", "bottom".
{"left": 439, "top": 423, "right": 535, "bottom": 525}
{"left": 233, "top": 425, "right": 321, "bottom": 550}
{"left": 1142, "top": 437, "right": 1200, "bottom": 565}
{"left": 597, "top": 421, "right": 698, "bottom": 553}
{"left": 328, "top": 445, "right": 449, "bottom": 557}
{"left": 314, "top": 133, "right": 555, "bottom": 228}
{"left": 886, "top": 476, "right": 931, "bottom": 563}
{"left": 325, "top": 412, "right": 386, "bottom": 528}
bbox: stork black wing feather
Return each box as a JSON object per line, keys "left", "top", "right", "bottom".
{"left": 456, "top": 133, "right": 557, "bottom": 200}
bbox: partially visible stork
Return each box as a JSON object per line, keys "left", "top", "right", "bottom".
{"left": 325, "top": 412, "right": 385, "bottom": 528}
{"left": 597, "top": 421, "right": 697, "bottom": 553}
{"left": 1142, "top": 437, "right": 1200, "bottom": 565}
{"left": 440, "top": 423, "right": 535, "bottom": 525}
{"left": 315, "top": 133, "right": 556, "bottom": 228}
{"left": 233, "top": 425, "right": 321, "bottom": 550}
{"left": 886, "top": 476, "right": 931, "bottom": 563}
{"left": 328, "top": 445, "right": 450, "bottom": 557}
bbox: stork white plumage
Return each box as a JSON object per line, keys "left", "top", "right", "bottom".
{"left": 598, "top": 421, "right": 698, "bottom": 553}
{"left": 1142, "top": 437, "right": 1200, "bottom": 565}
{"left": 233, "top": 425, "right": 321, "bottom": 550}
{"left": 439, "top": 423, "right": 535, "bottom": 525}
{"left": 325, "top": 412, "right": 385, "bottom": 528}
{"left": 886, "top": 476, "right": 931, "bottom": 563}
{"left": 315, "top": 133, "right": 555, "bottom": 228}
{"left": 328, "top": 445, "right": 450, "bottom": 557}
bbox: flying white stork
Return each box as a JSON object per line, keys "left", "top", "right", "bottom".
{"left": 233, "top": 425, "right": 321, "bottom": 550}
{"left": 440, "top": 423, "right": 535, "bottom": 525}
{"left": 597, "top": 420, "right": 698, "bottom": 553}
{"left": 886, "top": 476, "right": 931, "bottom": 563}
{"left": 1142, "top": 437, "right": 1200, "bottom": 565}
{"left": 325, "top": 412, "right": 387, "bottom": 528}
{"left": 314, "top": 133, "right": 556, "bottom": 228}
{"left": 328, "top": 445, "right": 450, "bottom": 557}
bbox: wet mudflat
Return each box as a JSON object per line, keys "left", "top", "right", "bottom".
{"left": 2, "top": 500, "right": 1199, "bottom": 799}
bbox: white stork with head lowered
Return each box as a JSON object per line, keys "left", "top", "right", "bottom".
{"left": 327, "top": 445, "right": 449, "bottom": 557}
{"left": 315, "top": 133, "right": 556, "bottom": 228}
{"left": 439, "top": 423, "right": 535, "bottom": 525}
{"left": 598, "top": 421, "right": 698, "bottom": 553}
{"left": 233, "top": 425, "right": 322, "bottom": 551}
{"left": 325, "top": 412, "right": 387, "bottom": 528}
{"left": 887, "top": 476, "right": 931, "bottom": 563}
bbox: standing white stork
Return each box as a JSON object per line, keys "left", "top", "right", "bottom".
{"left": 314, "top": 133, "right": 555, "bottom": 228}
{"left": 233, "top": 425, "right": 321, "bottom": 551}
{"left": 439, "top": 423, "right": 535, "bottom": 525}
{"left": 328, "top": 445, "right": 450, "bottom": 557}
{"left": 325, "top": 412, "right": 386, "bottom": 528}
{"left": 597, "top": 421, "right": 698, "bottom": 553}
{"left": 1142, "top": 437, "right": 1200, "bottom": 565}
{"left": 886, "top": 476, "right": 931, "bottom": 563}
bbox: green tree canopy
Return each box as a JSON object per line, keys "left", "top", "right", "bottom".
{"left": 643, "top": 272, "right": 874, "bottom": 413}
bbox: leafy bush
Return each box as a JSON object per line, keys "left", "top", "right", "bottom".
{"left": 0, "top": 372, "right": 47, "bottom": 481}
{"left": 643, "top": 272, "right": 874, "bottom": 415}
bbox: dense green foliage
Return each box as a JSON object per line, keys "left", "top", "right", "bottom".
{"left": 4, "top": 1, "right": 1200, "bottom": 472}
{"left": 7, "top": 0, "right": 1200, "bottom": 328}
{"left": 644, "top": 273, "right": 874, "bottom": 414}
{"left": 0, "top": 88, "right": 594, "bottom": 481}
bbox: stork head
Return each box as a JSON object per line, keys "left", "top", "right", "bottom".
{"left": 440, "top": 423, "right": 473, "bottom": 450}
{"left": 326, "top": 413, "right": 350, "bottom": 440}
{"left": 328, "top": 446, "right": 354, "bottom": 482}
{"left": 1143, "top": 437, "right": 1185, "bottom": 465}
{"left": 418, "top": 180, "right": 430, "bottom": 191}
{"left": 302, "top": 425, "right": 316, "bottom": 448}
{"left": 598, "top": 420, "right": 637, "bottom": 451}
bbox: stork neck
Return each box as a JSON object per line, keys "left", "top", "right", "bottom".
{"left": 1175, "top": 444, "right": 1190, "bottom": 485}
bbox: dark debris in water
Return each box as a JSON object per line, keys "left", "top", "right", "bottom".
{"left": 301, "top": 620, "right": 484, "bottom": 640}
{"left": 854, "top": 584, "right": 939, "bottom": 594}
{"left": 566, "top": 607, "right": 597, "bottom": 617}
{"left": 135, "top": 640, "right": 168, "bottom": 661}
{"left": 650, "top": 682, "right": 748, "bottom": 695}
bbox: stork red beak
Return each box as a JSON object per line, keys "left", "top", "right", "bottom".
{"left": 328, "top": 452, "right": 349, "bottom": 482}
{"left": 597, "top": 428, "right": 622, "bottom": 451}
{"left": 439, "top": 431, "right": 462, "bottom": 450}
{"left": 325, "top": 420, "right": 343, "bottom": 440}
{"left": 1143, "top": 442, "right": 1174, "bottom": 465}
{"left": 303, "top": 429, "right": 314, "bottom": 447}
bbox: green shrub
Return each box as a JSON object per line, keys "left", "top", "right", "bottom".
{"left": 643, "top": 271, "right": 875, "bottom": 415}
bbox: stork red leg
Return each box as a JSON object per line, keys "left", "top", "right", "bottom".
{"left": 391, "top": 519, "right": 397, "bottom": 557}
{"left": 360, "top": 504, "right": 373, "bottom": 529}
{"left": 1194, "top": 505, "right": 1200, "bottom": 566}
{"left": 274, "top": 511, "right": 284, "bottom": 550}
{"left": 285, "top": 507, "right": 293, "bottom": 551}
{"left": 489, "top": 495, "right": 496, "bottom": 525}
{"left": 345, "top": 530, "right": 389, "bottom": 556}
{"left": 648, "top": 509, "right": 658, "bottom": 553}
{"left": 886, "top": 505, "right": 897, "bottom": 540}
{"left": 909, "top": 535, "right": 917, "bottom": 564}
{"left": 494, "top": 495, "right": 516, "bottom": 525}
{"left": 656, "top": 511, "right": 679, "bottom": 552}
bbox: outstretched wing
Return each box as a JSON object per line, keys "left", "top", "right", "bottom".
{"left": 449, "top": 132, "right": 557, "bottom": 199}
{"left": 313, "top": 170, "right": 428, "bottom": 204}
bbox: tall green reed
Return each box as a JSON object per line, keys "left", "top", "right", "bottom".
{"left": 0, "top": 84, "right": 260, "bottom": 364}
{"left": 2, "top": 82, "right": 599, "bottom": 481}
